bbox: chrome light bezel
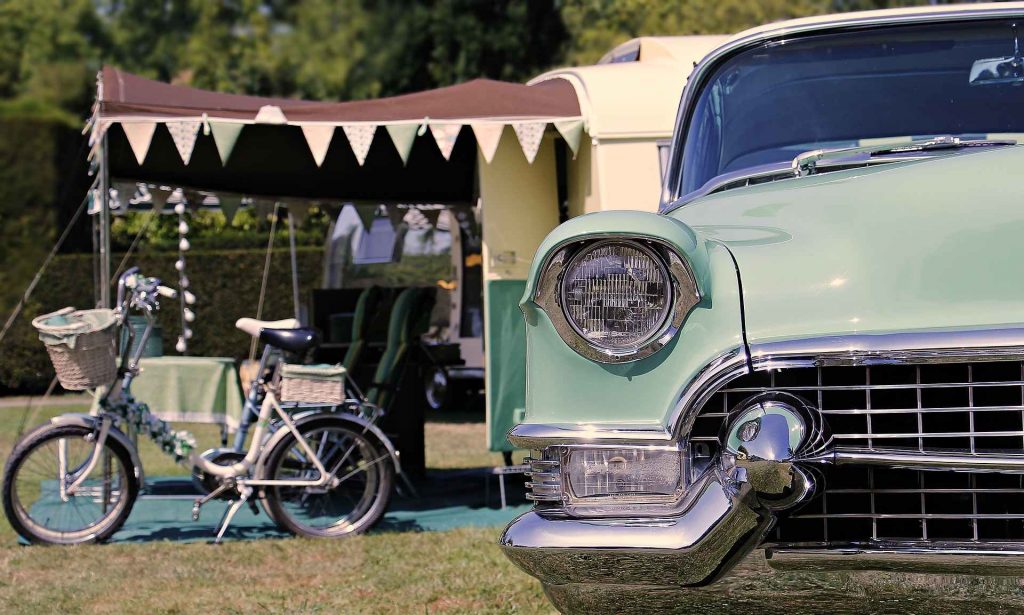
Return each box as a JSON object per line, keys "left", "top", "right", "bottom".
{"left": 534, "top": 236, "right": 700, "bottom": 363}
{"left": 528, "top": 443, "right": 693, "bottom": 518}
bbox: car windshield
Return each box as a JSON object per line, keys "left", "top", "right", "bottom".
{"left": 679, "top": 19, "right": 1024, "bottom": 196}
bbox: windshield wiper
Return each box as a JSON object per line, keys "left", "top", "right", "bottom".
{"left": 792, "top": 135, "right": 1016, "bottom": 177}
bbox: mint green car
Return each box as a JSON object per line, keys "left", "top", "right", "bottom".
{"left": 501, "top": 4, "right": 1024, "bottom": 612}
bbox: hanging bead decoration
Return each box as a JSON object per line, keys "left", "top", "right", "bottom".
{"left": 173, "top": 189, "right": 195, "bottom": 353}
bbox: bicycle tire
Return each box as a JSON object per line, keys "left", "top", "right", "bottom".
{"left": 259, "top": 414, "right": 393, "bottom": 538}
{"left": 3, "top": 422, "right": 139, "bottom": 545}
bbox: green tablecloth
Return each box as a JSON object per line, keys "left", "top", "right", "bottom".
{"left": 131, "top": 356, "right": 244, "bottom": 430}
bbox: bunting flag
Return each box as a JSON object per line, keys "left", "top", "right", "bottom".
{"left": 166, "top": 120, "right": 202, "bottom": 165}
{"left": 420, "top": 207, "right": 442, "bottom": 228}
{"left": 112, "top": 181, "right": 137, "bottom": 211}
{"left": 122, "top": 122, "right": 157, "bottom": 165}
{"left": 355, "top": 204, "right": 377, "bottom": 231}
{"left": 100, "top": 114, "right": 586, "bottom": 172}
{"left": 342, "top": 124, "right": 376, "bottom": 166}
{"left": 554, "top": 119, "right": 585, "bottom": 158}
{"left": 253, "top": 199, "right": 275, "bottom": 218}
{"left": 512, "top": 122, "right": 546, "bottom": 164}
{"left": 301, "top": 125, "right": 336, "bottom": 167}
{"left": 386, "top": 124, "right": 418, "bottom": 165}
{"left": 386, "top": 204, "right": 406, "bottom": 229}
{"left": 430, "top": 124, "right": 462, "bottom": 160}
{"left": 471, "top": 123, "right": 504, "bottom": 164}
{"left": 219, "top": 194, "right": 242, "bottom": 224}
{"left": 254, "top": 105, "right": 287, "bottom": 124}
{"left": 210, "top": 122, "right": 243, "bottom": 166}
{"left": 149, "top": 186, "right": 171, "bottom": 212}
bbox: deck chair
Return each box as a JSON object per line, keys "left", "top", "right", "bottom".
{"left": 366, "top": 286, "right": 436, "bottom": 409}
{"left": 341, "top": 286, "right": 383, "bottom": 375}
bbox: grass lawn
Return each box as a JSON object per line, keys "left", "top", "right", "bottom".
{"left": 0, "top": 402, "right": 552, "bottom": 615}
{"left": 6, "top": 403, "right": 1024, "bottom": 614}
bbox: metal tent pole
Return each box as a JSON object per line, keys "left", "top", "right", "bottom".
{"left": 98, "top": 132, "right": 112, "bottom": 308}
{"left": 287, "top": 209, "right": 300, "bottom": 322}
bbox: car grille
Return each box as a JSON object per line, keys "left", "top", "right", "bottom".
{"left": 692, "top": 361, "right": 1024, "bottom": 544}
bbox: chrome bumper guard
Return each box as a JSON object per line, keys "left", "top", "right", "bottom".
{"left": 501, "top": 463, "right": 775, "bottom": 588}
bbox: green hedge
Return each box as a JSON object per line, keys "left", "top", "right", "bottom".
{"left": 0, "top": 246, "right": 324, "bottom": 393}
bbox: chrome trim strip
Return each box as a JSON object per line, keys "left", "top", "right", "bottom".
{"left": 767, "top": 543, "right": 1024, "bottom": 575}
{"left": 661, "top": 5, "right": 1024, "bottom": 210}
{"left": 828, "top": 447, "right": 1024, "bottom": 474}
{"left": 508, "top": 422, "right": 675, "bottom": 449}
{"left": 750, "top": 327, "right": 1024, "bottom": 369}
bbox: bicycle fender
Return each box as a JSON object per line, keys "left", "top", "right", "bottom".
{"left": 255, "top": 411, "right": 402, "bottom": 480}
{"left": 48, "top": 413, "right": 145, "bottom": 489}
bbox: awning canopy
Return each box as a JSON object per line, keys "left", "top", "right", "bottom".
{"left": 93, "top": 66, "right": 584, "bottom": 203}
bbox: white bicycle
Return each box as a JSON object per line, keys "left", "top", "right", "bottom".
{"left": 2, "top": 267, "right": 397, "bottom": 544}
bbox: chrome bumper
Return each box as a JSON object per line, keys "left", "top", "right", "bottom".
{"left": 501, "top": 465, "right": 774, "bottom": 589}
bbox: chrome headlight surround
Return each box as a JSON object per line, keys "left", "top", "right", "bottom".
{"left": 534, "top": 237, "right": 700, "bottom": 363}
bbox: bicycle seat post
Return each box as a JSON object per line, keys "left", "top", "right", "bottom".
{"left": 233, "top": 343, "right": 275, "bottom": 450}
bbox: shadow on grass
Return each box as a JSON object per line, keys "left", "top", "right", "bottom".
{"left": 96, "top": 467, "right": 526, "bottom": 544}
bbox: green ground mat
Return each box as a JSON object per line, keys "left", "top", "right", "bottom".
{"left": 27, "top": 470, "right": 531, "bottom": 544}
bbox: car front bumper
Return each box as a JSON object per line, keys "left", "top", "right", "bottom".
{"left": 501, "top": 464, "right": 774, "bottom": 592}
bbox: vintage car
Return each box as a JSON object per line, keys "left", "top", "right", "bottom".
{"left": 501, "top": 3, "right": 1024, "bottom": 612}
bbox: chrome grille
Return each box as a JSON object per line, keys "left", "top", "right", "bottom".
{"left": 693, "top": 361, "right": 1024, "bottom": 544}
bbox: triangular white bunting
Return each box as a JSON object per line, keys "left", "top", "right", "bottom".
{"left": 122, "top": 122, "right": 157, "bottom": 165}
{"left": 210, "top": 122, "right": 243, "bottom": 166}
{"left": 166, "top": 120, "right": 201, "bottom": 165}
{"left": 220, "top": 194, "right": 242, "bottom": 225}
{"left": 386, "top": 124, "right": 418, "bottom": 165}
{"left": 430, "top": 124, "right": 462, "bottom": 160}
{"left": 254, "top": 105, "right": 287, "bottom": 124}
{"left": 471, "top": 123, "right": 504, "bottom": 164}
{"left": 512, "top": 122, "right": 546, "bottom": 164}
{"left": 554, "top": 119, "right": 584, "bottom": 158}
{"left": 342, "top": 124, "right": 376, "bottom": 166}
{"left": 301, "top": 125, "right": 336, "bottom": 167}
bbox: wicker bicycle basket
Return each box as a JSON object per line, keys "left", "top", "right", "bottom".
{"left": 32, "top": 308, "right": 118, "bottom": 390}
{"left": 278, "top": 363, "right": 347, "bottom": 405}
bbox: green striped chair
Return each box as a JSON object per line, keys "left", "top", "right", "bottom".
{"left": 341, "top": 286, "right": 383, "bottom": 375}
{"left": 366, "top": 287, "right": 436, "bottom": 410}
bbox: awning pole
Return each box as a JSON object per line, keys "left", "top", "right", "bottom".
{"left": 98, "top": 132, "right": 112, "bottom": 308}
{"left": 287, "top": 209, "right": 300, "bottom": 322}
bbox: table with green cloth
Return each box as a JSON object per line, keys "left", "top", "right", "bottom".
{"left": 130, "top": 356, "right": 244, "bottom": 430}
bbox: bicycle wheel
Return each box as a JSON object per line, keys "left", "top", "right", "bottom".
{"left": 260, "top": 415, "right": 393, "bottom": 538}
{"left": 3, "top": 423, "right": 139, "bottom": 545}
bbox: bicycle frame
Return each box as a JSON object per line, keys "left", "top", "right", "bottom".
{"left": 73, "top": 270, "right": 356, "bottom": 495}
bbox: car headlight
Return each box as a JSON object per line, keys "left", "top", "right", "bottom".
{"left": 533, "top": 237, "right": 700, "bottom": 363}
{"left": 561, "top": 241, "right": 671, "bottom": 350}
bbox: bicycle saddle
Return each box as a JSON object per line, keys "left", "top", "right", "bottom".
{"left": 235, "top": 317, "right": 300, "bottom": 338}
{"left": 259, "top": 327, "right": 319, "bottom": 353}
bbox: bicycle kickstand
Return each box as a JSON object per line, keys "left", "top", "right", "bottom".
{"left": 213, "top": 484, "right": 253, "bottom": 544}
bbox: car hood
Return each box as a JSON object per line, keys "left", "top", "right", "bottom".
{"left": 671, "top": 145, "right": 1024, "bottom": 345}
